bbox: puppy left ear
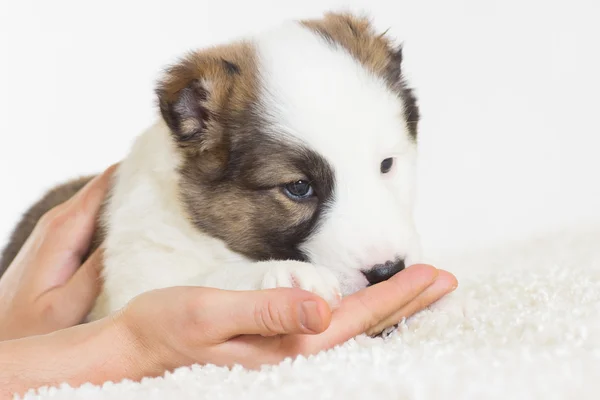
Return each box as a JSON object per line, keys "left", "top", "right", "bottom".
{"left": 157, "top": 78, "right": 210, "bottom": 143}
{"left": 155, "top": 57, "right": 226, "bottom": 151}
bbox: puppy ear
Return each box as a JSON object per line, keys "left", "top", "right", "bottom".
{"left": 155, "top": 58, "right": 222, "bottom": 150}
{"left": 157, "top": 78, "right": 209, "bottom": 142}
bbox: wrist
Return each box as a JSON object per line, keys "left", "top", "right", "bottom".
{"left": 71, "top": 312, "right": 174, "bottom": 384}
{"left": 0, "top": 315, "right": 161, "bottom": 398}
{"left": 115, "top": 295, "right": 197, "bottom": 376}
{"left": 110, "top": 309, "right": 173, "bottom": 379}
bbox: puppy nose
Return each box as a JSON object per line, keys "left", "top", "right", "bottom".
{"left": 363, "top": 259, "right": 406, "bottom": 286}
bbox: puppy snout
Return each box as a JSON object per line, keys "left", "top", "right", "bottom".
{"left": 363, "top": 259, "right": 405, "bottom": 286}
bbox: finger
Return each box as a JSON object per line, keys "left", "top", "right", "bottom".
{"left": 30, "top": 164, "right": 118, "bottom": 287}
{"left": 365, "top": 269, "right": 458, "bottom": 336}
{"left": 45, "top": 248, "right": 104, "bottom": 324}
{"left": 64, "top": 248, "right": 104, "bottom": 316}
{"left": 40, "top": 163, "right": 118, "bottom": 258}
{"left": 187, "top": 287, "right": 333, "bottom": 342}
{"left": 218, "top": 265, "right": 441, "bottom": 369}
{"left": 305, "top": 264, "right": 439, "bottom": 350}
{"left": 67, "top": 163, "right": 119, "bottom": 208}
{"left": 61, "top": 163, "right": 119, "bottom": 258}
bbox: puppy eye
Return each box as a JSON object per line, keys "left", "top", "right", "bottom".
{"left": 283, "top": 180, "right": 314, "bottom": 200}
{"left": 380, "top": 158, "right": 394, "bottom": 174}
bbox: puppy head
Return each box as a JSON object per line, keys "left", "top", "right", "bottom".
{"left": 156, "top": 12, "right": 421, "bottom": 295}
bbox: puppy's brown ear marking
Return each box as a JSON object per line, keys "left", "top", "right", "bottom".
{"left": 157, "top": 75, "right": 211, "bottom": 145}
{"left": 155, "top": 47, "right": 253, "bottom": 153}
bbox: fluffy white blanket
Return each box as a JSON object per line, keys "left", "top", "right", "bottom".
{"left": 16, "top": 223, "right": 600, "bottom": 400}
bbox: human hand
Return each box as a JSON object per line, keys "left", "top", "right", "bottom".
{"left": 117, "top": 264, "right": 457, "bottom": 374}
{"left": 0, "top": 165, "right": 117, "bottom": 341}
{"left": 0, "top": 265, "right": 455, "bottom": 399}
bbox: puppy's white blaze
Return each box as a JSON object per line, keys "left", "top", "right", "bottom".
{"left": 256, "top": 22, "right": 421, "bottom": 293}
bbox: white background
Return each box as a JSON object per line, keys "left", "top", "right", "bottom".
{"left": 1, "top": 0, "right": 599, "bottom": 255}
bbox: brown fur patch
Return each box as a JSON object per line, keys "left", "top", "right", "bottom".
{"left": 301, "top": 12, "right": 420, "bottom": 138}
{"left": 156, "top": 41, "right": 260, "bottom": 181}
{"left": 0, "top": 176, "right": 108, "bottom": 276}
{"left": 155, "top": 41, "right": 336, "bottom": 261}
{"left": 301, "top": 12, "right": 396, "bottom": 82}
{"left": 179, "top": 141, "right": 335, "bottom": 261}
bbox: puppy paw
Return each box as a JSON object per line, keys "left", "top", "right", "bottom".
{"left": 261, "top": 260, "right": 342, "bottom": 309}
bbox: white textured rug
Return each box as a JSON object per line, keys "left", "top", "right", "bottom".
{"left": 17, "top": 223, "right": 600, "bottom": 400}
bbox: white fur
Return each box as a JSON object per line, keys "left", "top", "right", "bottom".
{"left": 89, "top": 21, "right": 419, "bottom": 319}
{"left": 257, "top": 22, "right": 421, "bottom": 295}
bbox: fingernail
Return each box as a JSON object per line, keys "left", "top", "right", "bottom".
{"left": 299, "top": 301, "right": 323, "bottom": 333}
{"left": 433, "top": 274, "right": 458, "bottom": 294}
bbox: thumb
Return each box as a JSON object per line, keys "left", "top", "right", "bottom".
{"left": 40, "top": 164, "right": 118, "bottom": 258}
{"left": 64, "top": 248, "right": 103, "bottom": 312}
{"left": 62, "top": 163, "right": 118, "bottom": 259}
{"left": 46, "top": 248, "right": 103, "bottom": 325}
{"left": 192, "top": 287, "right": 333, "bottom": 341}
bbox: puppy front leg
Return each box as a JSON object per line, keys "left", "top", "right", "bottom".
{"left": 189, "top": 260, "right": 342, "bottom": 308}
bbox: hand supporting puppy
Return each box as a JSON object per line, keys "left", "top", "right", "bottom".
{"left": 0, "top": 164, "right": 457, "bottom": 399}
{"left": 0, "top": 165, "right": 118, "bottom": 341}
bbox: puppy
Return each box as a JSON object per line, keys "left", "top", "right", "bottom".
{"left": 0, "top": 12, "right": 422, "bottom": 321}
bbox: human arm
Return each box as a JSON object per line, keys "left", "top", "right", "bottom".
{"left": 1, "top": 263, "right": 454, "bottom": 398}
